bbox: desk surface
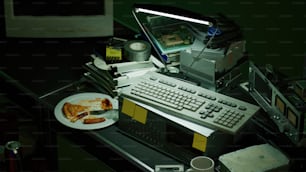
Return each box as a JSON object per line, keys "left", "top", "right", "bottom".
{"left": 0, "top": 35, "right": 183, "bottom": 171}
{"left": 1, "top": 34, "right": 305, "bottom": 171}
{"left": 40, "top": 80, "right": 183, "bottom": 172}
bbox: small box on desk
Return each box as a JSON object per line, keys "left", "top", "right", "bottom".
{"left": 117, "top": 97, "right": 236, "bottom": 165}
{"left": 218, "top": 144, "right": 289, "bottom": 172}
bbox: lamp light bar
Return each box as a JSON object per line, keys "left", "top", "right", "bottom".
{"left": 135, "top": 8, "right": 211, "bottom": 26}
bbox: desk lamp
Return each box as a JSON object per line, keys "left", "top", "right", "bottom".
{"left": 134, "top": 4, "right": 216, "bottom": 26}
{"left": 132, "top": 4, "right": 220, "bottom": 68}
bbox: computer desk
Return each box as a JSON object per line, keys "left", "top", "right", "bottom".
{"left": 0, "top": 33, "right": 305, "bottom": 172}
{"left": 0, "top": 33, "right": 184, "bottom": 171}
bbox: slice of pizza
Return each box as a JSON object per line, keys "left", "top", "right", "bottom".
{"left": 101, "top": 98, "right": 113, "bottom": 110}
{"left": 62, "top": 102, "right": 89, "bottom": 122}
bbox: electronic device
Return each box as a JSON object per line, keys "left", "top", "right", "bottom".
{"left": 120, "top": 71, "right": 260, "bottom": 134}
{"left": 4, "top": 0, "right": 113, "bottom": 38}
{"left": 132, "top": 4, "right": 216, "bottom": 66}
{"left": 155, "top": 164, "right": 184, "bottom": 172}
{"left": 118, "top": 97, "right": 236, "bottom": 165}
{"left": 248, "top": 61, "right": 306, "bottom": 144}
{"left": 180, "top": 39, "right": 247, "bottom": 91}
{"left": 132, "top": 4, "right": 246, "bottom": 91}
{"left": 142, "top": 15, "right": 196, "bottom": 63}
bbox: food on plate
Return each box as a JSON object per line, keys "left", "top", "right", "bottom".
{"left": 101, "top": 98, "right": 113, "bottom": 110}
{"left": 62, "top": 98, "right": 113, "bottom": 124}
{"left": 62, "top": 102, "right": 89, "bottom": 122}
{"left": 70, "top": 112, "right": 89, "bottom": 123}
{"left": 83, "top": 117, "right": 106, "bottom": 124}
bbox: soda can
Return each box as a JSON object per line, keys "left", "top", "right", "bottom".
{"left": 4, "top": 141, "right": 22, "bottom": 172}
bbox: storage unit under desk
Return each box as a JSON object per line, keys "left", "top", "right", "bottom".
{"left": 86, "top": 126, "right": 182, "bottom": 172}
{"left": 117, "top": 97, "right": 240, "bottom": 165}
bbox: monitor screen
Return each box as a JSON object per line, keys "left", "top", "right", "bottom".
{"left": 4, "top": 0, "right": 113, "bottom": 38}
{"left": 13, "top": 0, "right": 105, "bottom": 16}
{"left": 275, "top": 95, "right": 285, "bottom": 114}
{"left": 254, "top": 72, "right": 272, "bottom": 104}
{"left": 287, "top": 108, "right": 297, "bottom": 128}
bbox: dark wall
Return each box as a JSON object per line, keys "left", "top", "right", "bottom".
{"left": 114, "top": 0, "right": 306, "bottom": 78}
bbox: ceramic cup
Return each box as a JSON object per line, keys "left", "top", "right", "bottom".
{"left": 186, "top": 156, "right": 215, "bottom": 172}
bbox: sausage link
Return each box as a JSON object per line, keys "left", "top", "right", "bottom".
{"left": 83, "top": 117, "right": 106, "bottom": 124}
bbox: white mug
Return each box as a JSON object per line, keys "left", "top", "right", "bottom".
{"left": 186, "top": 156, "right": 215, "bottom": 172}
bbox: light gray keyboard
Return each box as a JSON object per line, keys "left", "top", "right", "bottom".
{"left": 121, "top": 71, "right": 260, "bottom": 134}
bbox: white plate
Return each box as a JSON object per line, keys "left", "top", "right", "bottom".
{"left": 54, "top": 92, "right": 118, "bottom": 130}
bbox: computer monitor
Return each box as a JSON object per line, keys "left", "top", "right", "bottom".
{"left": 4, "top": 0, "right": 113, "bottom": 38}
